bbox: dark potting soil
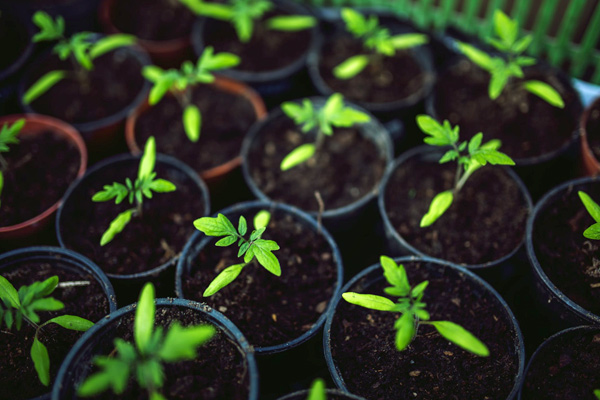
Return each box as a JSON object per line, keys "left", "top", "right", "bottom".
{"left": 384, "top": 154, "right": 529, "bottom": 265}
{"left": 317, "top": 35, "right": 427, "bottom": 104}
{"left": 330, "top": 261, "right": 520, "bottom": 400}
{"left": 0, "top": 262, "right": 110, "bottom": 400}
{"left": 0, "top": 11, "right": 27, "bottom": 71}
{"left": 135, "top": 84, "right": 258, "bottom": 173}
{"left": 531, "top": 181, "right": 600, "bottom": 314}
{"left": 585, "top": 100, "right": 600, "bottom": 160}
{"left": 110, "top": 0, "right": 196, "bottom": 41}
{"left": 434, "top": 59, "right": 580, "bottom": 160}
{"left": 182, "top": 209, "right": 338, "bottom": 348}
{"left": 0, "top": 131, "right": 80, "bottom": 227}
{"left": 522, "top": 328, "right": 600, "bottom": 400}
{"left": 81, "top": 306, "right": 250, "bottom": 400}
{"left": 24, "top": 49, "right": 146, "bottom": 125}
{"left": 60, "top": 161, "right": 207, "bottom": 276}
{"left": 202, "top": 10, "right": 312, "bottom": 73}
{"left": 247, "top": 116, "right": 386, "bottom": 212}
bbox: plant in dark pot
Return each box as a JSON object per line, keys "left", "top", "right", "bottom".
{"left": 276, "top": 378, "right": 367, "bottom": 400}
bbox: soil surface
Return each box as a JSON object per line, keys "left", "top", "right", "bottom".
{"left": 135, "top": 84, "right": 258, "bottom": 173}
{"left": 318, "top": 34, "right": 427, "bottom": 104}
{"left": 522, "top": 328, "right": 600, "bottom": 400}
{"left": 182, "top": 208, "right": 338, "bottom": 348}
{"left": 384, "top": 152, "right": 529, "bottom": 265}
{"left": 0, "top": 11, "right": 27, "bottom": 71}
{"left": 531, "top": 180, "right": 600, "bottom": 314}
{"left": 0, "top": 262, "right": 110, "bottom": 400}
{"left": 0, "top": 131, "right": 80, "bottom": 227}
{"left": 60, "top": 160, "right": 207, "bottom": 276}
{"left": 585, "top": 100, "right": 600, "bottom": 161}
{"left": 247, "top": 115, "right": 387, "bottom": 212}
{"left": 78, "top": 306, "right": 250, "bottom": 399}
{"left": 330, "top": 261, "right": 520, "bottom": 400}
{"left": 434, "top": 59, "right": 580, "bottom": 160}
{"left": 110, "top": 0, "right": 196, "bottom": 41}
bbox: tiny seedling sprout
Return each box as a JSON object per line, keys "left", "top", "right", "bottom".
{"left": 578, "top": 191, "right": 600, "bottom": 240}
{"left": 595, "top": 389, "right": 600, "bottom": 400}
{"left": 279, "top": 93, "right": 370, "bottom": 170}
{"left": 307, "top": 378, "right": 326, "bottom": 400}
{"left": 342, "top": 256, "right": 490, "bottom": 356}
{"left": 0, "top": 119, "right": 25, "bottom": 206}
{"left": 194, "top": 210, "right": 280, "bottom": 296}
{"left": 416, "top": 115, "right": 515, "bottom": 227}
{"left": 92, "top": 137, "right": 176, "bottom": 246}
{"left": 333, "top": 8, "right": 428, "bottom": 80}
{"left": 179, "top": 0, "right": 316, "bottom": 43}
{"left": 0, "top": 275, "right": 93, "bottom": 386}
{"left": 142, "top": 47, "right": 240, "bottom": 142}
{"left": 77, "top": 282, "right": 216, "bottom": 399}
{"left": 23, "top": 11, "right": 135, "bottom": 105}
{"left": 457, "top": 9, "right": 564, "bottom": 107}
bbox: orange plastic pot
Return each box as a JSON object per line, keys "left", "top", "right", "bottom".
{"left": 580, "top": 96, "right": 600, "bottom": 176}
{"left": 0, "top": 114, "right": 87, "bottom": 240}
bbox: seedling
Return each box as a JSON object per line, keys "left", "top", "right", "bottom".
{"left": 307, "top": 378, "right": 326, "bottom": 400}
{"left": 92, "top": 137, "right": 176, "bottom": 246}
{"left": 578, "top": 191, "right": 600, "bottom": 240}
{"left": 23, "top": 11, "right": 135, "bottom": 104}
{"left": 142, "top": 47, "right": 240, "bottom": 142}
{"left": 457, "top": 10, "right": 564, "bottom": 107}
{"left": 343, "top": 256, "right": 489, "bottom": 356}
{"left": 333, "top": 8, "right": 428, "bottom": 80}
{"left": 193, "top": 210, "right": 280, "bottom": 296}
{"left": 77, "top": 282, "right": 216, "bottom": 399}
{"left": 0, "top": 119, "right": 25, "bottom": 206}
{"left": 594, "top": 389, "right": 600, "bottom": 399}
{"left": 416, "top": 115, "right": 515, "bottom": 227}
{"left": 179, "top": 0, "right": 316, "bottom": 43}
{"left": 0, "top": 275, "right": 93, "bottom": 386}
{"left": 279, "top": 93, "right": 370, "bottom": 170}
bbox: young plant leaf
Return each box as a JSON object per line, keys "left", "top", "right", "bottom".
{"left": 394, "top": 312, "right": 416, "bottom": 351}
{"left": 0, "top": 275, "right": 20, "bottom": 308}
{"left": 23, "top": 70, "right": 66, "bottom": 104}
{"left": 420, "top": 190, "right": 454, "bottom": 227}
{"left": 307, "top": 378, "right": 326, "bottom": 400}
{"left": 46, "top": 315, "right": 93, "bottom": 331}
{"left": 158, "top": 323, "right": 216, "bottom": 361}
{"left": 266, "top": 15, "right": 316, "bottom": 31}
{"left": 253, "top": 210, "right": 271, "bottom": 230}
{"left": 31, "top": 337, "right": 50, "bottom": 386}
{"left": 579, "top": 191, "right": 600, "bottom": 223}
{"left": 280, "top": 143, "right": 316, "bottom": 171}
{"left": 342, "top": 292, "right": 396, "bottom": 311}
{"left": 584, "top": 223, "right": 600, "bottom": 240}
{"left": 194, "top": 213, "right": 238, "bottom": 237}
{"left": 149, "top": 179, "right": 176, "bottom": 193}
{"left": 380, "top": 256, "right": 410, "bottom": 296}
{"left": 138, "top": 137, "right": 156, "bottom": 180}
{"left": 135, "top": 283, "right": 155, "bottom": 354}
{"left": 183, "top": 105, "right": 201, "bottom": 142}
{"left": 89, "top": 34, "right": 135, "bottom": 59}
{"left": 100, "top": 209, "right": 134, "bottom": 246}
{"left": 333, "top": 55, "right": 370, "bottom": 80}
{"left": 522, "top": 80, "right": 565, "bottom": 108}
{"left": 390, "top": 33, "right": 428, "bottom": 49}
{"left": 253, "top": 242, "right": 281, "bottom": 276}
{"left": 456, "top": 42, "right": 494, "bottom": 70}
{"left": 429, "top": 320, "right": 490, "bottom": 356}
{"left": 203, "top": 263, "right": 245, "bottom": 297}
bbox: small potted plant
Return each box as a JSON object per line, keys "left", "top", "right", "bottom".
{"left": 276, "top": 378, "right": 367, "bottom": 400}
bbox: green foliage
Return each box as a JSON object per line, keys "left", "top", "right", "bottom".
{"left": 180, "top": 0, "right": 316, "bottom": 43}
{"left": 307, "top": 378, "right": 326, "bottom": 400}
{"left": 0, "top": 275, "right": 93, "bottom": 385}
{"left": 415, "top": 115, "right": 515, "bottom": 227}
{"left": 92, "top": 137, "right": 176, "bottom": 246}
{"left": 279, "top": 93, "right": 370, "bottom": 170}
{"left": 578, "top": 191, "right": 600, "bottom": 240}
{"left": 457, "top": 10, "right": 564, "bottom": 107}
{"left": 0, "top": 119, "right": 25, "bottom": 206}
{"left": 194, "top": 211, "right": 281, "bottom": 296}
{"left": 77, "top": 283, "right": 216, "bottom": 398}
{"left": 595, "top": 389, "right": 600, "bottom": 400}
{"left": 333, "top": 8, "right": 428, "bottom": 79}
{"left": 342, "top": 256, "right": 489, "bottom": 356}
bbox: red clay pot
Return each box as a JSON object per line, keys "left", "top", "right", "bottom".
{"left": 580, "top": 97, "right": 600, "bottom": 176}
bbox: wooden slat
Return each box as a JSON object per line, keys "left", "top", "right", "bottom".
{"left": 461, "top": 0, "right": 483, "bottom": 35}
{"left": 482, "top": 0, "right": 507, "bottom": 36}
{"left": 549, "top": 0, "right": 586, "bottom": 65}
{"left": 436, "top": 0, "right": 458, "bottom": 30}
{"left": 572, "top": 3, "right": 600, "bottom": 80}
{"left": 510, "top": 0, "right": 533, "bottom": 27}
{"left": 529, "top": 0, "right": 559, "bottom": 56}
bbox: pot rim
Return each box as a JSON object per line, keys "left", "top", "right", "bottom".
{"left": 579, "top": 96, "right": 600, "bottom": 175}
{"left": 0, "top": 8, "right": 35, "bottom": 82}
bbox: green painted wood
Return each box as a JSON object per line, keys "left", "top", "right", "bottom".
{"left": 436, "top": 0, "right": 458, "bottom": 30}
{"left": 572, "top": 3, "right": 600, "bottom": 79}
{"left": 482, "top": 0, "right": 506, "bottom": 36}
{"left": 529, "top": 0, "right": 559, "bottom": 56}
{"left": 549, "top": 0, "right": 586, "bottom": 65}
{"left": 413, "top": 0, "right": 434, "bottom": 29}
{"left": 510, "top": 0, "right": 533, "bottom": 27}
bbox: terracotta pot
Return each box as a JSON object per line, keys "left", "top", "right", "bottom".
{"left": 579, "top": 96, "right": 600, "bottom": 176}
{"left": 0, "top": 114, "right": 87, "bottom": 240}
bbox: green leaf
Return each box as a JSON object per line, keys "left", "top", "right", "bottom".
{"left": 468, "top": 133, "right": 482, "bottom": 154}
{"left": 429, "top": 321, "right": 489, "bottom": 356}
{"left": 394, "top": 312, "right": 416, "bottom": 351}
{"left": 77, "top": 370, "right": 115, "bottom": 397}
{"left": 307, "top": 378, "right": 326, "bottom": 400}
{"left": 235, "top": 14, "right": 254, "bottom": 43}
{"left": 150, "top": 392, "right": 167, "bottom": 400}
{"left": 46, "top": 315, "right": 93, "bottom": 331}
{"left": 138, "top": 137, "right": 156, "bottom": 180}
{"left": 439, "top": 149, "right": 459, "bottom": 164}
{"left": 266, "top": 15, "right": 316, "bottom": 31}
{"left": 135, "top": 283, "right": 155, "bottom": 354}
{"left": 416, "top": 115, "right": 457, "bottom": 147}
{"left": 149, "top": 179, "right": 176, "bottom": 193}
{"left": 493, "top": 9, "right": 517, "bottom": 46}
{"left": 341, "top": 8, "right": 368, "bottom": 36}
{"left": 280, "top": 144, "right": 316, "bottom": 171}
{"left": 215, "top": 235, "right": 237, "bottom": 247}
{"left": 513, "top": 35, "right": 533, "bottom": 54}
{"left": 252, "top": 243, "right": 281, "bottom": 276}
{"left": 32, "top": 337, "right": 50, "bottom": 386}
{"left": 389, "top": 33, "right": 428, "bottom": 49}
{"left": 30, "top": 298, "right": 64, "bottom": 312}
{"left": 100, "top": 209, "right": 134, "bottom": 246}
{"left": 457, "top": 42, "right": 494, "bottom": 71}
{"left": 523, "top": 80, "right": 565, "bottom": 108}
{"left": 179, "top": 0, "right": 234, "bottom": 20}
{"left": 148, "top": 78, "right": 173, "bottom": 105}
{"left": 594, "top": 389, "right": 600, "bottom": 400}
{"left": 515, "top": 56, "right": 536, "bottom": 66}
{"left": 584, "top": 222, "right": 600, "bottom": 240}
{"left": 489, "top": 69, "right": 509, "bottom": 99}
{"left": 90, "top": 34, "right": 135, "bottom": 59}
{"left": 238, "top": 216, "right": 247, "bottom": 236}
{"left": 253, "top": 210, "right": 271, "bottom": 230}
{"left": 0, "top": 275, "right": 20, "bottom": 308}
{"left": 92, "top": 182, "right": 129, "bottom": 203}
{"left": 579, "top": 191, "right": 600, "bottom": 223}
{"left": 182, "top": 105, "right": 201, "bottom": 142}
{"left": 333, "top": 55, "right": 370, "bottom": 80}
{"left": 159, "top": 323, "right": 216, "bottom": 361}
{"left": 342, "top": 292, "right": 396, "bottom": 311}
{"left": 203, "top": 263, "right": 245, "bottom": 297}
{"left": 380, "top": 256, "right": 410, "bottom": 296}
{"left": 194, "top": 213, "right": 237, "bottom": 237}
{"left": 411, "top": 280, "right": 429, "bottom": 297}
{"left": 23, "top": 70, "right": 66, "bottom": 104}
{"left": 420, "top": 190, "right": 453, "bottom": 227}
{"left": 32, "top": 11, "right": 64, "bottom": 42}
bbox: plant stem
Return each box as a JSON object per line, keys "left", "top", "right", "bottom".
{"left": 0, "top": 154, "right": 7, "bottom": 171}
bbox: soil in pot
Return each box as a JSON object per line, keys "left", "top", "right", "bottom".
{"left": 0, "top": 262, "right": 110, "bottom": 400}
{"left": 584, "top": 99, "right": 600, "bottom": 162}
{"left": 383, "top": 153, "right": 529, "bottom": 265}
{"left": 330, "top": 261, "right": 520, "bottom": 400}
{"left": 182, "top": 208, "right": 338, "bottom": 348}
{"left": 0, "top": 130, "right": 80, "bottom": 227}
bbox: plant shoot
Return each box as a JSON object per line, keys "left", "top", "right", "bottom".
{"left": 0, "top": 119, "right": 25, "bottom": 206}
{"left": 578, "top": 191, "right": 600, "bottom": 240}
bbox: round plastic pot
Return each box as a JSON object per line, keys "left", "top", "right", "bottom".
{"left": 526, "top": 176, "right": 600, "bottom": 327}
{"left": 324, "top": 255, "right": 526, "bottom": 400}
{"left": 190, "top": 0, "right": 319, "bottom": 97}
{"left": 175, "top": 200, "right": 344, "bottom": 355}
{"left": 241, "top": 97, "right": 393, "bottom": 233}
{"left": 52, "top": 298, "right": 259, "bottom": 400}
{"left": 0, "top": 114, "right": 87, "bottom": 240}
{"left": 579, "top": 96, "right": 600, "bottom": 176}
{"left": 277, "top": 389, "right": 366, "bottom": 400}
{"left": 56, "top": 153, "right": 210, "bottom": 283}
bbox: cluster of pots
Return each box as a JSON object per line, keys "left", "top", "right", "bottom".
{"left": 2, "top": 0, "right": 600, "bottom": 399}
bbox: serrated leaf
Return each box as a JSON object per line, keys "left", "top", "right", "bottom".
{"left": 280, "top": 144, "right": 316, "bottom": 171}
{"left": 23, "top": 70, "right": 66, "bottom": 104}
{"left": 135, "top": 283, "right": 155, "bottom": 354}
{"left": 439, "top": 149, "right": 459, "bottom": 164}
{"left": 416, "top": 115, "right": 457, "bottom": 146}
{"left": 159, "top": 323, "right": 216, "bottom": 361}
{"left": 194, "top": 214, "right": 237, "bottom": 237}
{"left": 430, "top": 320, "right": 489, "bottom": 356}
{"left": 523, "top": 80, "right": 565, "bottom": 108}
{"left": 420, "top": 190, "right": 453, "bottom": 227}
{"left": 394, "top": 312, "right": 416, "bottom": 351}
{"left": 341, "top": 7, "right": 368, "bottom": 36}
{"left": 342, "top": 292, "right": 395, "bottom": 311}
{"left": 333, "top": 55, "right": 369, "bottom": 80}
{"left": 204, "top": 264, "right": 245, "bottom": 297}
{"left": 100, "top": 209, "right": 134, "bottom": 246}
{"left": 238, "top": 241, "right": 251, "bottom": 257}
{"left": 493, "top": 9, "right": 517, "bottom": 46}
{"left": 380, "top": 256, "right": 410, "bottom": 296}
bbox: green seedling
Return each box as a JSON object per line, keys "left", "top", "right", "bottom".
{"left": 92, "top": 137, "right": 176, "bottom": 246}
{"left": 194, "top": 210, "right": 280, "bottom": 296}
{"left": 307, "top": 378, "right": 326, "bottom": 400}
{"left": 578, "top": 191, "right": 600, "bottom": 240}
{"left": 0, "top": 119, "right": 25, "bottom": 206}
{"left": 77, "top": 282, "right": 216, "bottom": 399}
{"left": 416, "top": 115, "right": 515, "bottom": 227}
{"left": 0, "top": 275, "right": 93, "bottom": 386}
{"left": 333, "top": 8, "right": 428, "bottom": 80}
{"left": 594, "top": 389, "right": 600, "bottom": 399}
{"left": 342, "top": 256, "right": 489, "bottom": 356}
{"left": 457, "top": 9, "right": 564, "bottom": 107}
{"left": 179, "top": 0, "right": 316, "bottom": 43}
{"left": 23, "top": 11, "right": 135, "bottom": 105}
{"left": 142, "top": 47, "right": 240, "bottom": 142}
{"left": 279, "top": 93, "right": 370, "bottom": 170}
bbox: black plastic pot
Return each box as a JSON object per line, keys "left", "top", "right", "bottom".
{"left": 324, "top": 255, "right": 526, "bottom": 400}
{"left": 52, "top": 298, "right": 259, "bottom": 400}
{"left": 176, "top": 200, "right": 344, "bottom": 355}
{"left": 276, "top": 389, "right": 366, "bottom": 400}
